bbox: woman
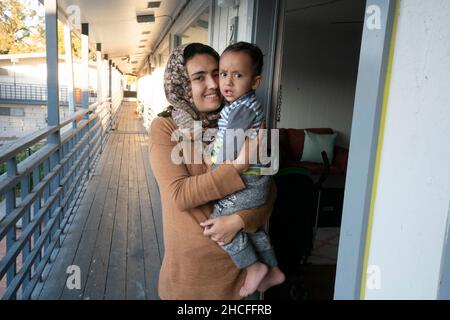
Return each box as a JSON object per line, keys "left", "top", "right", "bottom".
{"left": 149, "top": 43, "right": 276, "bottom": 300}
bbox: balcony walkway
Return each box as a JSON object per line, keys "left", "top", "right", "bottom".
{"left": 33, "top": 102, "right": 163, "bottom": 300}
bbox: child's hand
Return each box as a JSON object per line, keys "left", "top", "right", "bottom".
{"left": 200, "top": 215, "right": 245, "bottom": 245}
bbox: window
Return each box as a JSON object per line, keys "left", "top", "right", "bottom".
{"left": 0, "top": 107, "right": 11, "bottom": 116}
{"left": 10, "top": 108, "right": 25, "bottom": 117}
{"left": 0, "top": 67, "right": 9, "bottom": 76}
{"left": 180, "top": 7, "right": 210, "bottom": 45}
{"left": 0, "top": 107, "right": 25, "bottom": 117}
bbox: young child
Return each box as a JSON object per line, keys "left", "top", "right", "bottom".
{"left": 205, "top": 42, "right": 285, "bottom": 297}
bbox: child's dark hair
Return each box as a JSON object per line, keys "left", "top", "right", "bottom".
{"left": 183, "top": 43, "right": 220, "bottom": 64}
{"left": 222, "top": 42, "right": 264, "bottom": 76}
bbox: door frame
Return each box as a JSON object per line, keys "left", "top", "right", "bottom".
{"left": 255, "top": 0, "right": 398, "bottom": 299}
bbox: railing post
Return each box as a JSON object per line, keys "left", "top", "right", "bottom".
{"left": 21, "top": 174, "right": 31, "bottom": 293}
{"left": 44, "top": 0, "right": 61, "bottom": 250}
{"left": 32, "top": 167, "right": 42, "bottom": 271}
{"left": 61, "top": 143, "right": 67, "bottom": 223}
{"left": 5, "top": 158, "right": 17, "bottom": 297}
{"left": 109, "top": 58, "right": 112, "bottom": 132}
{"left": 96, "top": 43, "right": 104, "bottom": 153}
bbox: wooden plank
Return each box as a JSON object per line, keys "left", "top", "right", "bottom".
{"left": 37, "top": 133, "right": 118, "bottom": 299}
{"left": 103, "top": 133, "right": 129, "bottom": 299}
{"left": 35, "top": 103, "right": 156, "bottom": 300}
{"left": 141, "top": 131, "right": 164, "bottom": 260}
{"left": 137, "top": 133, "right": 161, "bottom": 300}
{"left": 60, "top": 132, "right": 123, "bottom": 299}
{"left": 125, "top": 134, "right": 146, "bottom": 299}
{"left": 80, "top": 133, "right": 124, "bottom": 299}
{"left": 37, "top": 133, "right": 117, "bottom": 298}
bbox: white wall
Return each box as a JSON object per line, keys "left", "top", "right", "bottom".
{"left": 0, "top": 58, "right": 98, "bottom": 90}
{"left": 0, "top": 57, "right": 121, "bottom": 139}
{"left": 365, "top": 0, "right": 450, "bottom": 299}
{"left": 278, "top": 9, "right": 363, "bottom": 147}
{"left": 0, "top": 104, "right": 72, "bottom": 139}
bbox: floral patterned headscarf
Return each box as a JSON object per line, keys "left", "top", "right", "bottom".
{"left": 160, "top": 44, "right": 222, "bottom": 130}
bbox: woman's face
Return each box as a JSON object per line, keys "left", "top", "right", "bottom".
{"left": 185, "top": 53, "right": 221, "bottom": 113}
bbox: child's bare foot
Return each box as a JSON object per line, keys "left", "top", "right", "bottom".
{"left": 257, "top": 267, "right": 286, "bottom": 293}
{"left": 239, "top": 262, "right": 269, "bottom": 297}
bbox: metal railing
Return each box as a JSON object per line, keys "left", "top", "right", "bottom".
{"left": 0, "top": 97, "right": 119, "bottom": 299}
{"left": 141, "top": 101, "right": 158, "bottom": 131}
{"left": 0, "top": 82, "right": 96, "bottom": 105}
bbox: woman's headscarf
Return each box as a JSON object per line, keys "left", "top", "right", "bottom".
{"left": 160, "top": 44, "right": 222, "bottom": 130}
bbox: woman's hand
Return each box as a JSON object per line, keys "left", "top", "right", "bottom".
{"left": 230, "top": 122, "right": 265, "bottom": 173}
{"left": 200, "top": 214, "right": 245, "bottom": 245}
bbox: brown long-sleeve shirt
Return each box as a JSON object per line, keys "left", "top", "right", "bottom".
{"left": 149, "top": 116, "right": 276, "bottom": 300}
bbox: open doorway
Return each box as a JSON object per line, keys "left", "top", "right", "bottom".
{"left": 266, "top": 0, "right": 366, "bottom": 300}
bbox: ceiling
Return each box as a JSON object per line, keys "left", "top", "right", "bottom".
{"left": 57, "top": 0, "right": 183, "bottom": 75}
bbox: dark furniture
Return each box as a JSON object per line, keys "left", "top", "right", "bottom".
{"left": 278, "top": 128, "right": 348, "bottom": 176}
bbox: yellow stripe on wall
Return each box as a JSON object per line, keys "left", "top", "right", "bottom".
{"left": 360, "top": 0, "right": 401, "bottom": 300}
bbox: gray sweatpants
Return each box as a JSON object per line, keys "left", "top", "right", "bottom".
{"left": 211, "top": 174, "right": 278, "bottom": 269}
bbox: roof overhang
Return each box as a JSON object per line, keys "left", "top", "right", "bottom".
{"left": 56, "top": 0, "right": 184, "bottom": 75}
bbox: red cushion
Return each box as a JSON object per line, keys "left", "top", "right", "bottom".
{"left": 278, "top": 128, "right": 290, "bottom": 155}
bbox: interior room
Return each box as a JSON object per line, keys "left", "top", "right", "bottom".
{"left": 266, "top": 0, "right": 366, "bottom": 300}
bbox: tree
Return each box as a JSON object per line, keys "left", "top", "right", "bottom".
{"left": 57, "top": 22, "right": 96, "bottom": 61}
{"left": 0, "top": 0, "right": 95, "bottom": 60}
{"left": 0, "top": 0, "right": 45, "bottom": 54}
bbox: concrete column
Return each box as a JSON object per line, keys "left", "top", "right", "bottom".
{"left": 64, "top": 24, "right": 75, "bottom": 114}
{"left": 44, "top": 0, "right": 61, "bottom": 253}
{"left": 96, "top": 43, "right": 103, "bottom": 102}
{"left": 81, "top": 23, "right": 89, "bottom": 113}
{"left": 45, "top": 0, "right": 60, "bottom": 132}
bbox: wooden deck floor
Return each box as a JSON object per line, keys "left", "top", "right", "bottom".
{"left": 34, "top": 102, "right": 163, "bottom": 300}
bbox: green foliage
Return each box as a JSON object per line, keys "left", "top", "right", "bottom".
{"left": 0, "top": 0, "right": 45, "bottom": 54}
{"left": 0, "top": 142, "right": 45, "bottom": 201}
{"left": 1, "top": 0, "right": 96, "bottom": 61}
{"left": 57, "top": 21, "right": 96, "bottom": 61}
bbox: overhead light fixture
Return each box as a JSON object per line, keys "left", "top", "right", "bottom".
{"left": 147, "top": 1, "right": 161, "bottom": 8}
{"left": 139, "top": 45, "right": 145, "bottom": 48}
{"left": 131, "top": 61, "right": 138, "bottom": 64}
{"left": 217, "top": 0, "right": 239, "bottom": 8}
{"left": 140, "top": 39, "right": 146, "bottom": 42}
{"left": 197, "top": 20, "right": 208, "bottom": 29}
{"left": 137, "top": 14, "right": 155, "bottom": 23}
{"left": 142, "top": 31, "right": 151, "bottom": 35}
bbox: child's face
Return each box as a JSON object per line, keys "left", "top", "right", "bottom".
{"left": 219, "top": 51, "right": 261, "bottom": 103}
